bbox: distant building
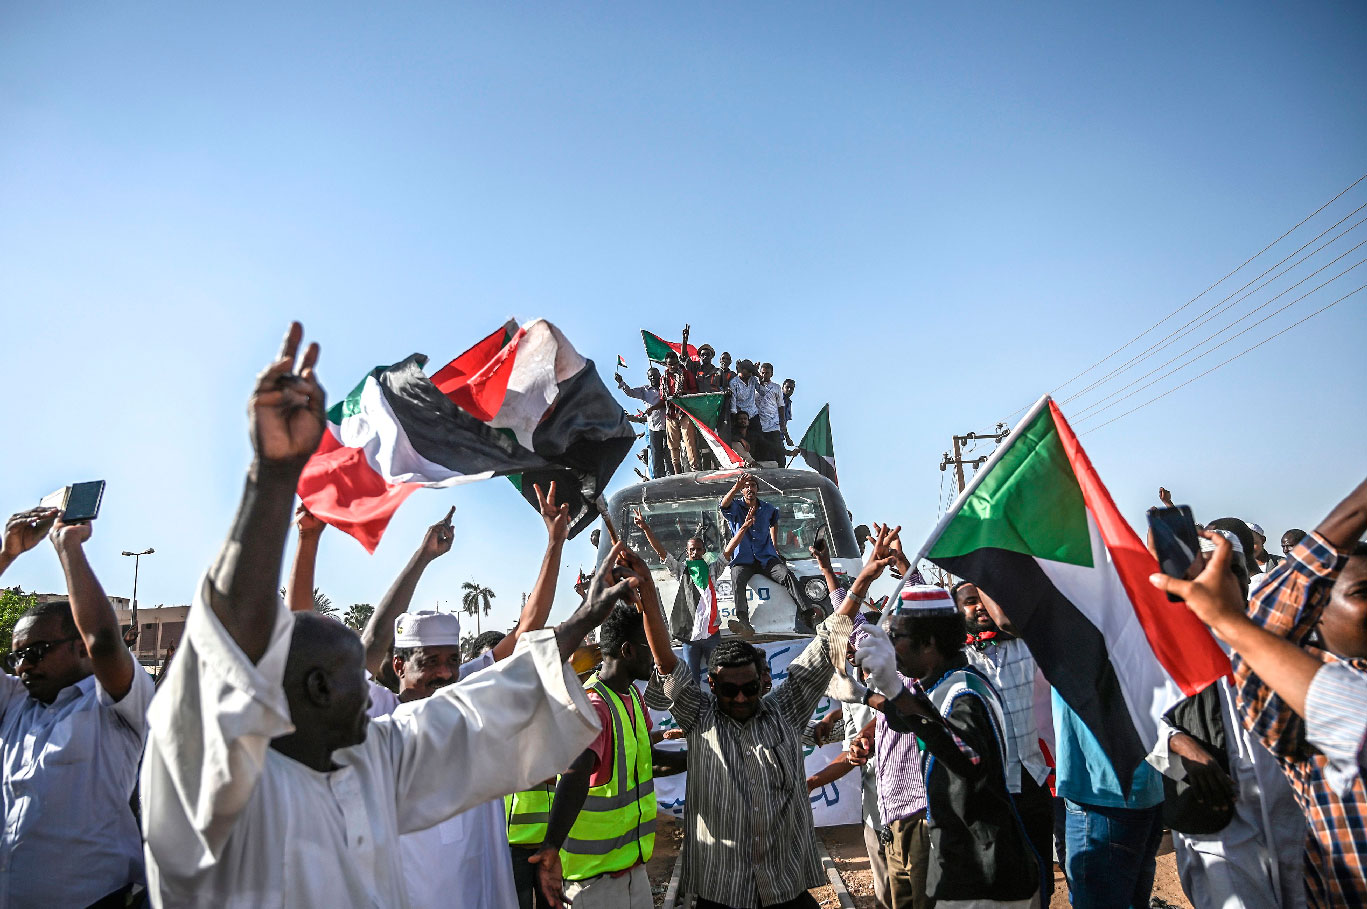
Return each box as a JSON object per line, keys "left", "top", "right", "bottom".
{"left": 28, "top": 593, "right": 188, "bottom": 670}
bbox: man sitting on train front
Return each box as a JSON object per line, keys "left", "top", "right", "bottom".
{"left": 719, "top": 473, "right": 817, "bottom": 638}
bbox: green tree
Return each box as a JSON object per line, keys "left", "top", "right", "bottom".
{"left": 0, "top": 588, "right": 38, "bottom": 661}
{"left": 460, "top": 581, "right": 495, "bottom": 635}
{"left": 343, "top": 602, "right": 373, "bottom": 631}
{"left": 277, "top": 586, "right": 337, "bottom": 617}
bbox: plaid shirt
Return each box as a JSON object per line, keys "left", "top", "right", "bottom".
{"left": 965, "top": 637, "right": 1050, "bottom": 792}
{"left": 1235, "top": 531, "right": 1367, "bottom": 908}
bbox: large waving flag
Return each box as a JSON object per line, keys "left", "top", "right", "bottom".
{"left": 641, "top": 329, "right": 698, "bottom": 363}
{"left": 795, "top": 404, "right": 837, "bottom": 484}
{"left": 299, "top": 319, "right": 634, "bottom": 551}
{"left": 672, "top": 393, "right": 744, "bottom": 469}
{"left": 913, "top": 395, "right": 1230, "bottom": 787}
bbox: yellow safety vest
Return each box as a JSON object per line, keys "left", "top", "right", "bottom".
{"left": 559, "top": 676, "right": 656, "bottom": 880}
{"left": 505, "top": 783, "right": 555, "bottom": 847}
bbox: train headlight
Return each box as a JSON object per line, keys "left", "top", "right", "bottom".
{"left": 802, "top": 577, "right": 828, "bottom": 602}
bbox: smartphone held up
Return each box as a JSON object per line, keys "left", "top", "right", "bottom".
{"left": 1148, "top": 504, "right": 1200, "bottom": 603}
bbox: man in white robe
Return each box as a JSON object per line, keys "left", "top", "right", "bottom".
{"left": 139, "top": 322, "right": 635, "bottom": 908}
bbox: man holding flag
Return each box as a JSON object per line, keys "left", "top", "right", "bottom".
{"left": 632, "top": 506, "right": 755, "bottom": 679}
{"left": 912, "top": 394, "right": 1231, "bottom": 907}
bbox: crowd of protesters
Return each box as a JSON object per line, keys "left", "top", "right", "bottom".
{"left": 617, "top": 339, "right": 799, "bottom": 477}
{"left": 0, "top": 322, "right": 1364, "bottom": 909}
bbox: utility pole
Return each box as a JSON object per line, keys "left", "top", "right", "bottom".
{"left": 939, "top": 424, "right": 1009, "bottom": 494}
{"left": 932, "top": 424, "right": 1009, "bottom": 589}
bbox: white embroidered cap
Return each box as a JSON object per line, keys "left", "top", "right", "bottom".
{"left": 393, "top": 610, "right": 462, "bottom": 648}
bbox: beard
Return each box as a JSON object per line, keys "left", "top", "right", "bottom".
{"left": 967, "top": 615, "right": 997, "bottom": 634}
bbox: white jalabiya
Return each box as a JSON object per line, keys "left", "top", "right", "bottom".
{"left": 379, "top": 650, "right": 519, "bottom": 909}
{"left": 141, "top": 580, "right": 599, "bottom": 909}
{"left": 1149, "top": 675, "right": 1306, "bottom": 909}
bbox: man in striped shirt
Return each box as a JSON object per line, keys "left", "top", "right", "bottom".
{"left": 636, "top": 531, "right": 895, "bottom": 908}
{"left": 955, "top": 581, "right": 1055, "bottom": 901}
{"left": 1151, "top": 475, "right": 1367, "bottom": 908}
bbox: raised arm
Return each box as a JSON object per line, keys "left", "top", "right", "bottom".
{"left": 208, "top": 322, "right": 326, "bottom": 663}
{"left": 619, "top": 544, "right": 676, "bottom": 677}
{"left": 809, "top": 538, "right": 841, "bottom": 597}
{"left": 51, "top": 520, "right": 137, "bottom": 699}
{"left": 285, "top": 504, "right": 325, "bottom": 612}
{"left": 1150, "top": 530, "right": 1323, "bottom": 718}
{"left": 489, "top": 483, "right": 568, "bottom": 662}
{"left": 1, "top": 507, "right": 59, "bottom": 578}
{"left": 722, "top": 506, "right": 756, "bottom": 562}
{"left": 632, "top": 507, "right": 669, "bottom": 562}
{"left": 719, "top": 473, "right": 748, "bottom": 510}
{"left": 360, "top": 508, "right": 455, "bottom": 677}
{"left": 1317, "top": 474, "right": 1367, "bottom": 552}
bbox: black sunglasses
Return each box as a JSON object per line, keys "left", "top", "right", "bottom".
{"left": 712, "top": 679, "right": 762, "bottom": 699}
{"left": 5, "top": 636, "right": 80, "bottom": 673}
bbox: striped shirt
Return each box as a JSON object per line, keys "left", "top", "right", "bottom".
{"left": 1305, "top": 661, "right": 1367, "bottom": 794}
{"left": 1235, "top": 531, "right": 1367, "bottom": 908}
{"left": 965, "top": 637, "right": 1050, "bottom": 792}
{"left": 643, "top": 620, "right": 845, "bottom": 906}
{"left": 874, "top": 670, "right": 929, "bottom": 824}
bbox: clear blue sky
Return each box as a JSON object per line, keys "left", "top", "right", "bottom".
{"left": 3, "top": 2, "right": 1364, "bottom": 632}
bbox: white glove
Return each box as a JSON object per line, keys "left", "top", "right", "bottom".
{"left": 852, "top": 625, "right": 905, "bottom": 700}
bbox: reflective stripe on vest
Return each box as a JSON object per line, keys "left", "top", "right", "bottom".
{"left": 505, "top": 783, "right": 555, "bottom": 847}
{"left": 559, "top": 677, "right": 657, "bottom": 880}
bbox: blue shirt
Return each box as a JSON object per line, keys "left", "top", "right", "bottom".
{"left": 721, "top": 498, "right": 781, "bottom": 566}
{"left": 1052, "top": 690, "right": 1163, "bottom": 809}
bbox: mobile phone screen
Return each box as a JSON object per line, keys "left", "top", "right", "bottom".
{"left": 1148, "top": 505, "right": 1199, "bottom": 601}
{"left": 62, "top": 481, "right": 106, "bottom": 523}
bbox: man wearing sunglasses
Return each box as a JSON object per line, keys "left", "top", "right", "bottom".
{"left": 0, "top": 504, "right": 155, "bottom": 908}
{"left": 638, "top": 526, "right": 900, "bottom": 908}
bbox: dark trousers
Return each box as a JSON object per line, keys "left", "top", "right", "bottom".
{"left": 695, "top": 893, "right": 820, "bottom": 909}
{"left": 648, "top": 429, "right": 669, "bottom": 479}
{"left": 509, "top": 844, "right": 548, "bottom": 909}
{"left": 752, "top": 428, "right": 784, "bottom": 464}
{"left": 885, "top": 812, "right": 931, "bottom": 909}
{"left": 731, "top": 559, "right": 807, "bottom": 626}
{"left": 1014, "top": 771, "right": 1057, "bottom": 902}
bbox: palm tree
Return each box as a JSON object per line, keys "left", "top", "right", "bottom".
{"left": 343, "top": 603, "right": 373, "bottom": 631}
{"left": 460, "top": 581, "right": 495, "bottom": 635}
{"left": 277, "top": 586, "right": 337, "bottom": 616}
{"left": 311, "top": 588, "right": 336, "bottom": 616}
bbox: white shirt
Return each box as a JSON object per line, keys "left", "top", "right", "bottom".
{"left": 753, "top": 380, "right": 784, "bottom": 433}
{"left": 728, "top": 375, "right": 759, "bottom": 416}
{"left": 842, "top": 700, "right": 882, "bottom": 831}
{"left": 142, "top": 581, "right": 600, "bottom": 908}
{"left": 621, "top": 383, "right": 666, "bottom": 431}
{"left": 0, "top": 665, "right": 154, "bottom": 908}
{"left": 372, "top": 650, "right": 517, "bottom": 909}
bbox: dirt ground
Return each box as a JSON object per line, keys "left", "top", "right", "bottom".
{"left": 647, "top": 817, "right": 1194, "bottom": 909}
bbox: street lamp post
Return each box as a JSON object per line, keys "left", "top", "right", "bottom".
{"left": 120, "top": 548, "right": 154, "bottom": 656}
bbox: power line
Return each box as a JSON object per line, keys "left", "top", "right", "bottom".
{"left": 1001, "top": 172, "right": 1367, "bottom": 421}
{"left": 1069, "top": 237, "right": 1367, "bottom": 420}
{"left": 1077, "top": 280, "right": 1366, "bottom": 433}
{"left": 1061, "top": 202, "right": 1367, "bottom": 408}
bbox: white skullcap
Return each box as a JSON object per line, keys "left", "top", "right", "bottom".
{"left": 394, "top": 611, "right": 462, "bottom": 649}
{"left": 1245, "top": 522, "right": 1266, "bottom": 539}
{"left": 1200, "top": 529, "right": 1244, "bottom": 555}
